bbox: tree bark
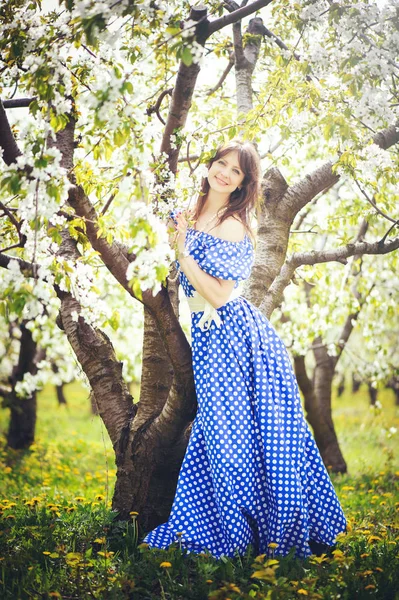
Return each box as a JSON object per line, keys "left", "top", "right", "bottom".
{"left": 294, "top": 351, "right": 347, "bottom": 473}
{"left": 6, "top": 322, "right": 38, "bottom": 449}
{"left": 56, "top": 386, "right": 67, "bottom": 405}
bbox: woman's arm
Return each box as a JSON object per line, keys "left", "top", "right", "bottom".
{"left": 178, "top": 254, "right": 235, "bottom": 309}
{"left": 175, "top": 212, "right": 244, "bottom": 309}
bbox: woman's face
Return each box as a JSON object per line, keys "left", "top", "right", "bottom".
{"left": 207, "top": 150, "right": 245, "bottom": 195}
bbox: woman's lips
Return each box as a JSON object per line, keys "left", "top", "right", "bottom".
{"left": 215, "top": 176, "right": 228, "bottom": 186}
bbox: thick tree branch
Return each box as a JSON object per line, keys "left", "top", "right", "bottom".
{"left": 207, "top": 0, "right": 273, "bottom": 38}
{"left": 259, "top": 234, "right": 399, "bottom": 318}
{"left": 282, "top": 120, "right": 399, "bottom": 216}
{"left": 0, "top": 252, "right": 38, "bottom": 275}
{"left": 3, "top": 98, "right": 35, "bottom": 109}
{"left": 0, "top": 99, "right": 22, "bottom": 165}
{"left": 161, "top": 1, "right": 274, "bottom": 173}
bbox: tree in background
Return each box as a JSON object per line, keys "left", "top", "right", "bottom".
{"left": 0, "top": 0, "right": 398, "bottom": 531}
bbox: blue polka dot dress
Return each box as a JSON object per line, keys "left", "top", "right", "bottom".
{"left": 143, "top": 225, "right": 347, "bottom": 559}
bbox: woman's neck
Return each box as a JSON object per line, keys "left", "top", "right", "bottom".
{"left": 202, "top": 189, "right": 230, "bottom": 215}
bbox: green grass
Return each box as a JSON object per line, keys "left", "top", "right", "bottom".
{"left": 0, "top": 382, "right": 398, "bottom": 599}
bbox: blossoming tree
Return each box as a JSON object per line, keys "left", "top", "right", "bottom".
{"left": 0, "top": 0, "right": 398, "bottom": 529}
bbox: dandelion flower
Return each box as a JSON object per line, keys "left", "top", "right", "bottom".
{"left": 159, "top": 561, "right": 172, "bottom": 568}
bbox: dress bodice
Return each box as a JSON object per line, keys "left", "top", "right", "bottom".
{"left": 177, "top": 227, "right": 255, "bottom": 297}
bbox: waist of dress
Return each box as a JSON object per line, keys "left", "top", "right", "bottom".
{"left": 187, "top": 287, "right": 242, "bottom": 332}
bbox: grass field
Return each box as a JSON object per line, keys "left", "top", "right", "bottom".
{"left": 0, "top": 381, "right": 398, "bottom": 599}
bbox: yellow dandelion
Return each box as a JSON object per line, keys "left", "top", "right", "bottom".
{"left": 4, "top": 467, "right": 12, "bottom": 474}
{"left": 206, "top": 579, "right": 213, "bottom": 584}
{"left": 95, "top": 494, "right": 105, "bottom": 501}
{"left": 74, "top": 496, "right": 85, "bottom": 502}
{"left": 66, "top": 506, "right": 77, "bottom": 513}
{"left": 255, "top": 554, "right": 267, "bottom": 562}
{"left": 310, "top": 554, "right": 329, "bottom": 564}
{"left": 268, "top": 542, "right": 279, "bottom": 549}
{"left": 342, "top": 486, "right": 355, "bottom": 491}
{"left": 364, "top": 584, "right": 376, "bottom": 590}
{"left": 375, "top": 567, "right": 383, "bottom": 572}
{"left": 43, "top": 551, "right": 51, "bottom": 555}
{"left": 97, "top": 551, "right": 114, "bottom": 558}
{"left": 297, "top": 589, "right": 308, "bottom": 595}
{"left": 94, "top": 537, "right": 106, "bottom": 544}
{"left": 159, "top": 561, "right": 172, "bottom": 568}
{"left": 367, "top": 535, "right": 382, "bottom": 543}
{"left": 129, "top": 511, "right": 139, "bottom": 516}
{"left": 360, "top": 553, "right": 370, "bottom": 558}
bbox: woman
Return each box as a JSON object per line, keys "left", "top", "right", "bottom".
{"left": 143, "top": 139, "right": 347, "bottom": 559}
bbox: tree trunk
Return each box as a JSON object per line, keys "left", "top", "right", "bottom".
{"left": 295, "top": 346, "right": 347, "bottom": 473}
{"left": 387, "top": 376, "right": 399, "bottom": 406}
{"left": 336, "top": 374, "right": 345, "bottom": 398}
{"left": 368, "top": 383, "right": 377, "bottom": 406}
{"left": 352, "top": 372, "right": 362, "bottom": 393}
{"left": 56, "top": 384, "right": 67, "bottom": 405}
{"left": 6, "top": 322, "right": 38, "bottom": 449}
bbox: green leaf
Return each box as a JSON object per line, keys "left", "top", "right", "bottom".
{"left": 181, "top": 46, "right": 193, "bottom": 66}
{"left": 132, "top": 279, "right": 142, "bottom": 301}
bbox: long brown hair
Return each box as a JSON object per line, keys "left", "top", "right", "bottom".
{"left": 192, "top": 139, "right": 262, "bottom": 244}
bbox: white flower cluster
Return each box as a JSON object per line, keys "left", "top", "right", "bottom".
{"left": 126, "top": 202, "right": 175, "bottom": 295}
{"left": 147, "top": 155, "right": 178, "bottom": 219}
{"left": 354, "top": 143, "right": 394, "bottom": 184}
{"left": 15, "top": 371, "right": 45, "bottom": 399}
{"left": 181, "top": 18, "right": 197, "bottom": 40}
{"left": 299, "top": 1, "right": 327, "bottom": 23}
{"left": 296, "top": 0, "right": 399, "bottom": 137}
{"left": 55, "top": 257, "right": 112, "bottom": 327}
{"left": 2, "top": 259, "right": 58, "bottom": 323}
{"left": 189, "top": 39, "right": 204, "bottom": 65}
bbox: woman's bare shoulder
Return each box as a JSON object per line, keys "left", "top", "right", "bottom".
{"left": 214, "top": 215, "right": 246, "bottom": 242}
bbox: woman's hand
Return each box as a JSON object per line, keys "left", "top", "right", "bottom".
{"left": 175, "top": 210, "right": 189, "bottom": 254}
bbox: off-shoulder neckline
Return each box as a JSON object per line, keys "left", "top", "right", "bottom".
{"left": 188, "top": 226, "right": 248, "bottom": 245}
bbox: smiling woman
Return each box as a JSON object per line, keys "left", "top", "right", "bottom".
{"left": 142, "top": 139, "right": 347, "bottom": 560}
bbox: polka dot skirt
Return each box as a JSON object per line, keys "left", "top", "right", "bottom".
{"left": 143, "top": 226, "right": 347, "bottom": 559}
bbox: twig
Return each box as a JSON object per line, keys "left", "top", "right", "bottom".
{"left": 354, "top": 178, "right": 398, "bottom": 224}
{"left": 146, "top": 88, "right": 173, "bottom": 125}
